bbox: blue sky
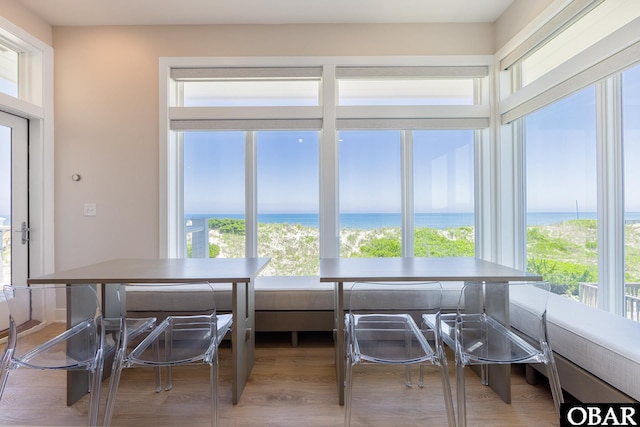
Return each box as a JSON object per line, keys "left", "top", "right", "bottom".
{"left": 181, "top": 65, "right": 640, "bottom": 216}
{"left": 2, "top": 67, "right": 639, "bottom": 218}
{"left": 185, "top": 129, "right": 474, "bottom": 215}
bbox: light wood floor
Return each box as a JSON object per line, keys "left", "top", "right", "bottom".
{"left": 0, "top": 329, "right": 561, "bottom": 426}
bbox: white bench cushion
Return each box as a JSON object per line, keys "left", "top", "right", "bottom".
{"left": 511, "top": 290, "right": 640, "bottom": 401}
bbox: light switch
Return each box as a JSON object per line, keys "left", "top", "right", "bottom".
{"left": 84, "top": 203, "right": 97, "bottom": 217}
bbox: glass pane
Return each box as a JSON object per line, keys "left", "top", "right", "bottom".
{"left": 623, "top": 63, "right": 640, "bottom": 322}
{"left": 182, "top": 80, "right": 320, "bottom": 107}
{"left": 338, "top": 79, "right": 474, "bottom": 106}
{"left": 257, "top": 131, "right": 319, "bottom": 276}
{"left": 0, "top": 125, "right": 10, "bottom": 285}
{"left": 525, "top": 87, "right": 598, "bottom": 304}
{"left": 413, "top": 130, "right": 475, "bottom": 257}
{"left": 183, "top": 131, "right": 245, "bottom": 258}
{"left": 339, "top": 130, "right": 401, "bottom": 257}
{"left": 0, "top": 45, "right": 18, "bottom": 98}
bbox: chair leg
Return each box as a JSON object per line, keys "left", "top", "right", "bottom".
{"left": 404, "top": 332, "right": 413, "bottom": 387}
{"left": 209, "top": 355, "right": 218, "bottom": 427}
{"left": 405, "top": 365, "right": 413, "bottom": 388}
{"left": 103, "top": 348, "right": 126, "bottom": 426}
{"left": 438, "top": 348, "right": 456, "bottom": 427}
{"left": 88, "top": 351, "right": 104, "bottom": 427}
{"left": 147, "top": 338, "right": 161, "bottom": 393}
{"left": 0, "top": 350, "right": 14, "bottom": 400}
{"left": 543, "top": 344, "right": 564, "bottom": 414}
{"left": 165, "top": 328, "right": 173, "bottom": 391}
{"left": 344, "top": 356, "right": 354, "bottom": 427}
{"left": 456, "top": 361, "right": 467, "bottom": 427}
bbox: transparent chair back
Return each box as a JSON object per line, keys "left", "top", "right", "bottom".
{"left": 103, "top": 282, "right": 232, "bottom": 427}
{"left": 344, "top": 281, "right": 455, "bottom": 427}
{"left": 0, "top": 284, "right": 105, "bottom": 427}
{"left": 425, "top": 281, "right": 563, "bottom": 427}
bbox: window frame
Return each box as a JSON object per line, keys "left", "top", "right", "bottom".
{"left": 0, "top": 16, "right": 55, "bottom": 314}
{"left": 497, "top": 3, "right": 640, "bottom": 317}
{"left": 159, "top": 56, "right": 493, "bottom": 265}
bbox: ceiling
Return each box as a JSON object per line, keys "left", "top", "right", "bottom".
{"left": 15, "top": 0, "right": 515, "bottom": 26}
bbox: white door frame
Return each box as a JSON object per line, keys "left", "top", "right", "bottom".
{"left": 0, "top": 111, "right": 29, "bottom": 329}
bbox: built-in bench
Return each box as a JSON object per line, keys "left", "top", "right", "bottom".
{"left": 125, "top": 277, "right": 461, "bottom": 346}
{"left": 126, "top": 277, "right": 640, "bottom": 402}
{"left": 511, "top": 289, "right": 640, "bottom": 403}
{"left": 125, "top": 277, "right": 336, "bottom": 347}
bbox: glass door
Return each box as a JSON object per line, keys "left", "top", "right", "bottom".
{"left": 0, "top": 111, "right": 29, "bottom": 330}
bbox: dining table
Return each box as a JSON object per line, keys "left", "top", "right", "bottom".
{"left": 319, "top": 256, "right": 542, "bottom": 405}
{"left": 27, "top": 257, "right": 270, "bottom": 405}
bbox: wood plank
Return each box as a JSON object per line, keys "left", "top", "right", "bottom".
{"left": 0, "top": 327, "right": 561, "bottom": 426}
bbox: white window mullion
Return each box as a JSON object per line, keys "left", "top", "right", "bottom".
{"left": 320, "top": 64, "right": 339, "bottom": 258}
{"left": 175, "top": 132, "right": 185, "bottom": 258}
{"left": 596, "top": 75, "right": 625, "bottom": 315}
{"left": 245, "top": 132, "right": 258, "bottom": 257}
{"left": 401, "top": 131, "right": 413, "bottom": 257}
{"left": 495, "top": 121, "right": 525, "bottom": 269}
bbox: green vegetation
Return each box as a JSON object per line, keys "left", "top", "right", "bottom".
{"left": 526, "top": 219, "right": 599, "bottom": 298}
{"left": 185, "top": 217, "right": 640, "bottom": 300}
{"left": 209, "top": 218, "right": 245, "bottom": 235}
{"left": 414, "top": 227, "right": 475, "bottom": 257}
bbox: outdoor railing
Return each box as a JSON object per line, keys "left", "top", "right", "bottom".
{"left": 579, "top": 282, "right": 640, "bottom": 322}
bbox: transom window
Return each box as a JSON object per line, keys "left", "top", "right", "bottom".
{"left": 0, "top": 41, "right": 18, "bottom": 98}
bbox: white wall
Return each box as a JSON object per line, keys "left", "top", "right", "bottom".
{"left": 51, "top": 23, "right": 497, "bottom": 271}
{"left": 494, "top": 0, "right": 555, "bottom": 50}
{"left": 3, "top": 3, "right": 553, "bottom": 272}
{"left": 1, "top": 0, "right": 52, "bottom": 45}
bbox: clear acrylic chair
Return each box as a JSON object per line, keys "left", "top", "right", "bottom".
{"left": 0, "top": 284, "right": 105, "bottom": 427}
{"left": 344, "top": 281, "right": 455, "bottom": 427}
{"left": 423, "top": 281, "right": 563, "bottom": 427}
{"left": 103, "top": 282, "right": 233, "bottom": 427}
{"left": 101, "top": 316, "right": 158, "bottom": 387}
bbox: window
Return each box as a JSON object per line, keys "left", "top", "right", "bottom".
{"left": 623, "top": 63, "right": 640, "bottom": 321}
{"left": 413, "top": 130, "right": 475, "bottom": 257}
{"left": 520, "top": 0, "right": 640, "bottom": 86}
{"left": 525, "top": 87, "right": 598, "bottom": 303}
{"left": 181, "top": 130, "right": 320, "bottom": 277}
{"left": 338, "top": 79, "right": 474, "bottom": 106}
{"left": 0, "top": 42, "right": 18, "bottom": 97}
{"left": 257, "top": 131, "right": 319, "bottom": 276}
{"left": 183, "top": 131, "right": 246, "bottom": 259}
{"left": 163, "top": 60, "right": 490, "bottom": 277}
{"left": 498, "top": 0, "right": 640, "bottom": 320}
{"left": 338, "top": 130, "right": 402, "bottom": 257}
{"left": 182, "top": 80, "right": 319, "bottom": 107}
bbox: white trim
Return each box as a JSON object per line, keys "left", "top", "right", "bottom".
{"left": 159, "top": 55, "right": 492, "bottom": 261}
{"left": 495, "top": 0, "right": 574, "bottom": 64}
{"left": 596, "top": 76, "right": 625, "bottom": 315}
{"left": 245, "top": 132, "right": 258, "bottom": 258}
{"left": 500, "top": 0, "right": 605, "bottom": 71}
{"left": 159, "top": 58, "right": 172, "bottom": 257}
{"left": 170, "top": 106, "right": 323, "bottom": 121}
{"left": 161, "top": 55, "right": 494, "bottom": 69}
{"left": 171, "top": 66, "right": 323, "bottom": 79}
{"left": 336, "top": 105, "right": 490, "bottom": 120}
{"left": 335, "top": 65, "right": 488, "bottom": 78}
{"left": 400, "top": 130, "right": 413, "bottom": 256}
{"left": 500, "top": 16, "right": 640, "bottom": 124}
{"left": 0, "top": 16, "right": 55, "bottom": 318}
{"left": 319, "top": 64, "right": 339, "bottom": 258}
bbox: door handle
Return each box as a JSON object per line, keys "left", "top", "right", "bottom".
{"left": 13, "top": 221, "right": 30, "bottom": 244}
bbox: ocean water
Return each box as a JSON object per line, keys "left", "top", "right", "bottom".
{"left": 185, "top": 211, "right": 640, "bottom": 230}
